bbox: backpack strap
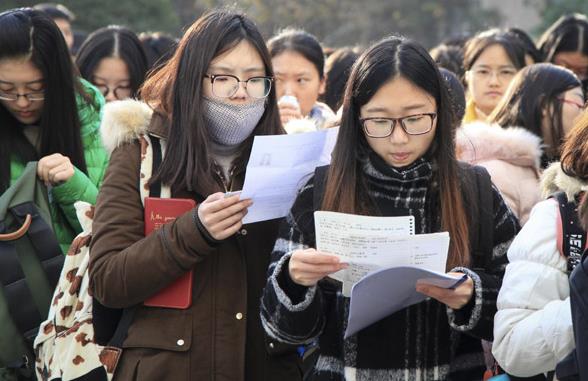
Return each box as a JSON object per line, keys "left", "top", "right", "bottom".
{"left": 106, "top": 134, "right": 165, "bottom": 348}
{"left": 313, "top": 165, "right": 329, "bottom": 211}
{"left": 460, "top": 164, "right": 494, "bottom": 269}
{"left": 552, "top": 191, "right": 587, "bottom": 273}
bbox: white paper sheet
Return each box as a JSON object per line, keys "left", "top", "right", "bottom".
{"left": 344, "top": 267, "right": 466, "bottom": 338}
{"left": 314, "top": 211, "right": 449, "bottom": 295}
{"left": 240, "top": 128, "right": 338, "bottom": 223}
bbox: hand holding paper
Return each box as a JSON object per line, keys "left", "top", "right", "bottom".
{"left": 198, "top": 192, "right": 252, "bottom": 240}
{"left": 416, "top": 272, "right": 473, "bottom": 309}
{"left": 288, "top": 249, "right": 348, "bottom": 287}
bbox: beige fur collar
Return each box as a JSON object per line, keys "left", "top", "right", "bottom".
{"left": 456, "top": 121, "right": 543, "bottom": 169}
{"left": 100, "top": 99, "right": 153, "bottom": 154}
{"left": 541, "top": 162, "right": 588, "bottom": 200}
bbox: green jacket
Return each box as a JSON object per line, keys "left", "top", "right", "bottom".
{"left": 9, "top": 79, "right": 108, "bottom": 254}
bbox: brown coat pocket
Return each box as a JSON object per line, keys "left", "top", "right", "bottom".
{"left": 123, "top": 306, "right": 192, "bottom": 351}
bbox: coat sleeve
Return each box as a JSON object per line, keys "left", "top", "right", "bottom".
{"left": 492, "top": 200, "right": 574, "bottom": 377}
{"left": 447, "top": 184, "right": 520, "bottom": 341}
{"left": 260, "top": 180, "right": 326, "bottom": 345}
{"left": 50, "top": 87, "right": 108, "bottom": 233}
{"left": 89, "top": 142, "right": 218, "bottom": 308}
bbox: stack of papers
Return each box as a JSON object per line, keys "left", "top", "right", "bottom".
{"left": 314, "top": 211, "right": 464, "bottom": 338}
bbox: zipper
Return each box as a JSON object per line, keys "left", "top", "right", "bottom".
{"left": 212, "top": 162, "right": 237, "bottom": 192}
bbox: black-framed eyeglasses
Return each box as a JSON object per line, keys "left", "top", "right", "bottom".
{"left": 0, "top": 91, "right": 45, "bottom": 102}
{"left": 94, "top": 84, "right": 133, "bottom": 100}
{"left": 360, "top": 113, "right": 437, "bottom": 138}
{"left": 204, "top": 74, "right": 273, "bottom": 99}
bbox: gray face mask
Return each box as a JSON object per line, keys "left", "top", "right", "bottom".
{"left": 203, "top": 97, "right": 266, "bottom": 146}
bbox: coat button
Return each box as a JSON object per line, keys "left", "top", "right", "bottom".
{"left": 269, "top": 342, "right": 275, "bottom": 349}
{"left": 177, "top": 339, "right": 185, "bottom": 346}
{"left": 240, "top": 229, "right": 247, "bottom": 236}
{"left": 235, "top": 312, "right": 243, "bottom": 320}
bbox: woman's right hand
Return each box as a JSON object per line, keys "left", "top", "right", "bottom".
{"left": 278, "top": 101, "right": 303, "bottom": 125}
{"left": 288, "top": 248, "right": 347, "bottom": 286}
{"left": 197, "top": 192, "right": 252, "bottom": 240}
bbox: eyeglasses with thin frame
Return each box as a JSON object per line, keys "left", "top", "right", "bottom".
{"left": 94, "top": 84, "right": 133, "bottom": 100}
{"left": 360, "top": 113, "right": 437, "bottom": 138}
{"left": 204, "top": 74, "right": 273, "bottom": 99}
{"left": 470, "top": 67, "right": 517, "bottom": 82}
{"left": 0, "top": 91, "right": 45, "bottom": 102}
{"left": 558, "top": 97, "right": 587, "bottom": 111}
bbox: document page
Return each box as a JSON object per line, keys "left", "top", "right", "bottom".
{"left": 240, "top": 128, "right": 338, "bottom": 224}
{"left": 315, "top": 211, "right": 448, "bottom": 293}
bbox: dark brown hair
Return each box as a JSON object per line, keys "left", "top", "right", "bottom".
{"left": 463, "top": 29, "right": 526, "bottom": 74}
{"left": 560, "top": 110, "right": 588, "bottom": 229}
{"left": 489, "top": 63, "right": 581, "bottom": 163}
{"left": 322, "top": 36, "right": 470, "bottom": 269}
{"left": 141, "top": 9, "right": 282, "bottom": 193}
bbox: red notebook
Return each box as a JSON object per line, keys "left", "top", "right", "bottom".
{"left": 143, "top": 197, "right": 196, "bottom": 309}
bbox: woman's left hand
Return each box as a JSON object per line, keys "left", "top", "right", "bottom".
{"left": 416, "top": 272, "right": 474, "bottom": 310}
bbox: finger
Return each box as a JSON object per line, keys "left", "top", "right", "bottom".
{"left": 204, "top": 195, "right": 248, "bottom": 214}
{"left": 292, "top": 262, "right": 346, "bottom": 275}
{"left": 48, "top": 161, "right": 71, "bottom": 180}
{"left": 205, "top": 199, "right": 252, "bottom": 225}
{"left": 215, "top": 219, "right": 243, "bottom": 240}
{"left": 213, "top": 208, "right": 248, "bottom": 232}
{"left": 202, "top": 192, "right": 225, "bottom": 204}
{"left": 297, "top": 252, "right": 342, "bottom": 265}
{"left": 278, "top": 103, "right": 299, "bottom": 111}
{"left": 51, "top": 167, "right": 75, "bottom": 184}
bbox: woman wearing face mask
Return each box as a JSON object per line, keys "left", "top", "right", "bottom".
{"left": 268, "top": 29, "right": 335, "bottom": 130}
{"left": 89, "top": 10, "right": 301, "bottom": 381}
{"left": 260, "top": 36, "right": 519, "bottom": 380}
{"left": 538, "top": 13, "right": 588, "bottom": 93}
{"left": 76, "top": 25, "right": 148, "bottom": 103}
{"left": 0, "top": 8, "right": 107, "bottom": 254}
{"left": 457, "top": 63, "right": 584, "bottom": 225}
{"left": 462, "top": 29, "right": 526, "bottom": 123}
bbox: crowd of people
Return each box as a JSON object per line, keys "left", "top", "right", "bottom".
{"left": 1, "top": 2, "right": 588, "bottom": 381}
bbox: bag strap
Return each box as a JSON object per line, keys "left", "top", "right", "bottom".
{"left": 107, "top": 134, "right": 164, "bottom": 347}
{"left": 552, "top": 191, "right": 587, "bottom": 273}
{"left": 460, "top": 164, "right": 494, "bottom": 269}
{"left": 313, "top": 165, "right": 329, "bottom": 211}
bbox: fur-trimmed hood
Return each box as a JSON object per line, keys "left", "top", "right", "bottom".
{"left": 456, "top": 122, "right": 543, "bottom": 169}
{"left": 100, "top": 99, "right": 154, "bottom": 154}
{"left": 540, "top": 162, "right": 588, "bottom": 200}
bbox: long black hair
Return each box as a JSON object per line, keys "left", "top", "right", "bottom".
{"left": 76, "top": 25, "right": 148, "bottom": 98}
{"left": 0, "top": 8, "right": 88, "bottom": 193}
{"left": 141, "top": 9, "right": 282, "bottom": 194}
{"left": 322, "top": 36, "right": 470, "bottom": 269}
{"left": 538, "top": 14, "right": 588, "bottom": 63}
{"left": 489, "top": 63, "right": 581, "bottom": 162}
{"left": 268, "top": 28, "right": 325, "bottom": 79}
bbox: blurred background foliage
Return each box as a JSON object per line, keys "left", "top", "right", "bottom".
{"left": 1, "top": 0, "right": 587, "bottom": 48}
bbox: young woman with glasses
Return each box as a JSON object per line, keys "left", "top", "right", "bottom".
{"left": 0, "top": 8, "right": 107, "bottom": 254}
{"left": 76, "top": 25, "right": 148, "bottom": 103}
{"left": 260, "top": 36, "right": 519, "bottom": 380}
{"left": 89, "top": 10, "right": 301, "bottom": 381}
{"left": 457, "top": 63, "right": 583, "bottom": 226}
{"left": 462, "top": 29, "right": 526, "bottom": 123}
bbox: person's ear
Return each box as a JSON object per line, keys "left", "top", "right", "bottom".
{"left": 318, "top": 76, "right": 326, "bottom": 96}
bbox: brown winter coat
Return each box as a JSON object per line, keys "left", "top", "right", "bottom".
{"left": 89, "top": 100, "right": 302, "bottom": 381}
